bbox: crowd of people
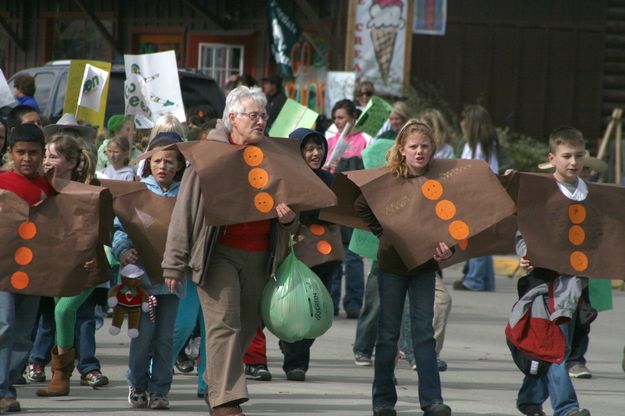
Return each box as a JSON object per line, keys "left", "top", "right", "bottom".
{"left": 0, "top": 72, "right": 609, "bottom": 416}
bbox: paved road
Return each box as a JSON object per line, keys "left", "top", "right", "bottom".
{"left": 14, "top": 263, "right": 625, "bottom": 415}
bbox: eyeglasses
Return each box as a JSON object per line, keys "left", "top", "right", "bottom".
{"left": 238, "top": 112, "right": 269, "bottom": 122}
{"left": 359, "top": 91, "right": 373, "bottom": 97}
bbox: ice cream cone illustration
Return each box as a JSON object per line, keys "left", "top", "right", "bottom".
{"left": 367, "top": 0, "right": 405, "bottom": 84}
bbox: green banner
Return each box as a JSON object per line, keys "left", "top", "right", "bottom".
{"left": 352, "top": 96, "right": 393, "bottom": 137}
{"left": 268, "top": 98, "right": 318, "bottom": 138}
{"left": 589, "top": 278, "right": 613, "bottom": 312}
{"left": 267, "top": 0, "right": 302, "bottom": 80}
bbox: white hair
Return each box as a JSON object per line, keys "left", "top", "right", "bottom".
{"left": 222, "top": 86, "right": 267, "bottom": 131}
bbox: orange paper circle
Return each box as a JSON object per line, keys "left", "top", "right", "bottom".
{"left": 317, "top": 240, "right": 332, "bottom": 255}
{"left": 568, "top": 225, "right": 585, "bottom": 246}
{"left": 448, "top": 220, "right": 470, "bottom": 241}
{"left": 18, "top": 221, "right": 37, "bottom": 240}
{"left": 10, "top": 271, "right": 29, "bottom": 290}
{"left": 570, "top": 251, "right": 589, "bottom": 272}
{"left": 248, "top": 168, "right": 269, "bottom": 189}
{"left": 435, "top": 200, "right": 457, "bottom": 221}
{"left": 421, "top": 179, "right": 444, "bottom": 201}
{"left": 243, "top": 146, "right": 264, "bottom": 167}
{"left": 14, "top": 247, "right": 33, "bottom": 266}
{"left": 309, "top": 224, "right": 326, "bottom": 236}
{"left": 568, "top": 204, "right": 586, "bottom": 224}
{"left": 254, "top": 192, "right": 274, "bottom": 213}
{"left": 458, "top": 239, "right": 469, "bottom": 251}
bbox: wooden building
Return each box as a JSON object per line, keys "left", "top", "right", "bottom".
{"left": 1, "top": 0, "right": 623, "bottom": 141}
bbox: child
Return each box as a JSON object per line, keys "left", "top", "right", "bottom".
{"left": 275, "top": 127, "right": 341, "bottom": 381}
{"left": 514, "top": 127, "right": 590, "bottom": 416}
{"left": 0, "top": 124, "right": 55, "bottom": 412}
{"left": 325, "top": 99, "right": 369, "bottom": 319}
{"left": 112, "top": 132, "right": 186, "bottom": 410}
{"left": 354, "top": 120, "right": 452, "bottom": 416}
{"left": 455, "top": 104, "right": 499, "bottom": 292}
{"left": 98, "top": 136, "right": 135, "bottom": 181}
{"left": 35, "top": 134, "right": 108, "bottom": 396}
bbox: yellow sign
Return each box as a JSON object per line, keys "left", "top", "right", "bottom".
{"left": 64, "top": 60, "right": 112, "bottom": 128}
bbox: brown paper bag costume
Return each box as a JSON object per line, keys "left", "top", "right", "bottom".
{"left": 513, "top": 172, "right": 625, "bottom": 280}
{"left": 438, "top": 214, "right": 518, "bottom": 268}
{"left": 100, "top": 179, "right": 175, "bottom": 284}
{"left": 320, "top": 159, "right": 516, "bottom": 270}
{"left": 293, "top": 222, "right": 345, "bottom": 268}
{"left": 138, "top": 139, "right": 337, "bottom": 226}
{"left": 0, "top": 178, "right": 113, "bottom": 296}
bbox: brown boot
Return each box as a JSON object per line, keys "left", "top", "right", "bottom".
{"left": 36, "top": 346, "right": 75, "bottom": 397}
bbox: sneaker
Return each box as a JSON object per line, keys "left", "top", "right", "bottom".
{"left": 373, "top": 408, "right": 397, "bottom": 416}
{"left": 346, "top": 309, "right": 360, "bottom": 319}
{"left": 568, "top": 363, "right": 592, "bottom": 379}
{"left": 285, "top": 368, "right": 306, "bottom": 381}
{"left": 424, "top": 402, "right": 452, "bottom": 416}
{"left": 244, "top": 364, "right": 272, "bottom": 381}
{"left": 149, "top": 393, "right": 170, "bottom": 410}
{"left": 520, "top": 406, "right": 546, "bottom": 416}
{"left": 354, "top": 352, "right": 373, "bottom": 366}
{"left": 185, "top": 336, "right": 202, "bottom": 360}
{"left": 564, "top": 409, "right": 591, "bottom": 416}
{"left": 0, "top": 397, "right": 21, "bottom": 412}
{"left": 80, "top": 370, "right": 109, "bottom": 387}
{"left": 453, "top": 279, "right": 469, "bottom": 290}
{"left": 128, "top": 386, "right": 148, "bottom": 408}
{"left": 26, "top": 362, "right": 46, "bottom": 383}
{"left": 175, "top": 352, "right": 195, "bottom": 374}
{"left": 437, "top": 358, "right": 448, "bottom": 372}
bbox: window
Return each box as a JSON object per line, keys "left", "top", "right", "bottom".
{"left": 52, "top": 72, "right": 68, "bottom": 118}
{"left": 198, "top": 43, "right": 244, "bottom": 88}
{"left": 33, "top": 72, "right": 56, "bottom": 113}
{"left": 47, "top": 17, "right": 114, "bottom": 61}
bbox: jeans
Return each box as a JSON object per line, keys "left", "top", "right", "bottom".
{"left": 127, "top": 294, "right": 179, "bottom": 396}
{"left": 171, "top": 280, "right": 207, "bottom": 394}
{"left": 567, "top": 316, "right": 590, "bottom": 368}
{"left": 331, "top": 245, "right": 365, "bottom": 313}
{"left": 399, "top": 274, "right": 452, "bottom": 362}
{"left": 0, "top": 292, "right": 40, "bottom": 398}
{"left": 463, "top": 256, "right": 495, "bottom": 291}
{"left": 353, "top": 261, "right": 380, "bottom": 357}
{"left": 30, "top": 293, "right": 102, "bottom": 375}
{"left": 517, "top": 317, "right": 579, "bottom": 416}
{"left": 373, "top": 270, "right": 442, "bottom": 411}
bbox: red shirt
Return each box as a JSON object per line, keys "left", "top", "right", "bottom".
{"left": 218, "top": 220, "right": 271, "bottom": 252}
{"left": 0, "top": 171, "right": 55, "bottom": 206}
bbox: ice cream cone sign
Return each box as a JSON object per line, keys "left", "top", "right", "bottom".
{"left": 367, "top": 0, "right": 406, "bottom": 84}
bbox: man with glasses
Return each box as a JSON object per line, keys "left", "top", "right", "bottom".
{"left": 162, "top": 85, "right": 298, "bottom": 416}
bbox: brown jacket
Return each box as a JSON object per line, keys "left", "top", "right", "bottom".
{"left": 161, "top": 120, "right": 298, "bottom": 285}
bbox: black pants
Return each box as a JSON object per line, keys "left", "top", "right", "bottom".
{"left": 280, "top": 261, "right": 338, "bottom": 373}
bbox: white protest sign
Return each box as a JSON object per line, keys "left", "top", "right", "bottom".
{"left": 77, "top": 64, "right": 109, "bottom": 112}
{"left": 0, "top": 69, "right": 16, "bottom": 108}
{"left": 325, "top": 71, "right": 356, "bottom": 117}
{"left": 124, "top": 50, "right": 186, "bottom": 122}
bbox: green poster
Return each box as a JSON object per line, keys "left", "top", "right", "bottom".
{"left": 64, "top": 60, "right": 111, "bottom": 128}
{"left": 349, "top": 228, "right": 379, "bottom": 260}
{"left": 267, "top": 0, "right": 302, "bottom": 80}
{"left": 268, "top": 98, "right": 319, "bottom": 138}
{"left": 588, "top": 278, "right": 613, "bottom": 312}
{"left": 352, "top": 96, "right": 393, "bottom": 137}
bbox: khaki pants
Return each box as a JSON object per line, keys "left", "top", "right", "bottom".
{"left": 433, "top": 275, "right": 452, "bottom": 355}
{"left": 197, "top": 244, "right": 269, "bottom": 408}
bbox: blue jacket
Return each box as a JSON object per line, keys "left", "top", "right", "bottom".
{"left": 112, "top": 175, "right": 185, "bottom": 297}
{"left": 17, "top": 96, "right": 41, "bottom": 113}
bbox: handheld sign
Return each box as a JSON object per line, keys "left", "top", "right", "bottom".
{"left": 77, "top": 64, "right": 109, "bottom": 112}
{"left": 268, "top": 98, "right": 319, "bottom": 138}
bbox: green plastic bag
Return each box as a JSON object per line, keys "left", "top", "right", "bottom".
{"left": 260, "top": 248, "right": 334, "bottom": 342}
